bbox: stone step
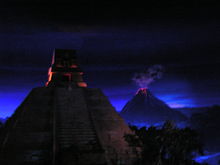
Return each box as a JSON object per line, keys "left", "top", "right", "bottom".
{"left": 58, "top": 123, "right": 93, "bottom": 125}
{"left": 58, "top": 132, "right": 95, "bottom": 136}
{"left": 56, "top": 118, "right": 88, "bottom": 121}
{"left": 78, "top": 141, "right": 98, "bottom": 145}
{"left": 58, "top": 124, "right": 94, "bottom": 127}
{"left": 58, "top": 133, "right": 96, "bottom": 136}
{"left": 58, "top": 128, "right": 94, "bottom": 131}
{"left": 59, "top": 129, "right": 95, "bottom": 131}
{"left": 59, "top": 140, "right": 97, "bottom": 145}
{"left": 58, "top": 132, "right": 96, "bottom": 136}
{"left": 58, "top": 126, "right": 94, "bottom": 129}
{"left": 59, "top": 138, "right": 96, "bottom": 143}
{"left": 59, "top": 134, "right": 96, "bottom": 137}
{"left": 59, "top": 141, "right": 98, "bottom": 146}
{"left": 58, "top": 135, "right": 96, "bottom": 138}
{"left": 58, "top": 125, "right": 94, "bottom": 128}
{"left": 59, "top": 144, "right": 98, "bottom": 149}
{"left": 58, "top": 134, "right": 96, "bottom": 138}
{"left": 59, "top": 131, "right": 95, "bottom": 133}
{"left": 59, "top": 141, "right": 97, "bottom": 148}
{"left": 60, "top": 144, "right": 71, "bottom": 148}
{"left": 58, "top": 127, "right": 95, "bottom": 130}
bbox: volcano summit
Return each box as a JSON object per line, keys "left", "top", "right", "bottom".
{"left": 120, "top": 88, "right": 186, "bottom": 126}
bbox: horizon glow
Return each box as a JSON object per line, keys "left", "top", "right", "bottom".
{"left": 0, "top": 85, "right": 218, "bottom": 118}
{"left": 0, "top": 90, "right": 195, "bottom": 118}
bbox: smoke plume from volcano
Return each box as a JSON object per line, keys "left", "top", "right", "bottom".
{"left": 132, "top": 65, "right": 164, "bottom": 88}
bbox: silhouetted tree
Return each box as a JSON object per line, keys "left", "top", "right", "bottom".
{"left": 190, "top": 105, "right": 220, "bottom": 151}
{"left": 0, "top": 121, "right": 3, "bottom": 134}
{"left": 0, "top": 121, "right": 3, "bottom": 145}
{"left": 125, "top": 121, "right": 206, "bottom": 165}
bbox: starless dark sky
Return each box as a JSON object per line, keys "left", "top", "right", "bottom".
{"left": 0, "top": 0, "right": 220, "bottom": 117}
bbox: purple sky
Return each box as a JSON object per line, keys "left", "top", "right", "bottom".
{"left": 0, "top": 2, "right": 219, "bottom": 118}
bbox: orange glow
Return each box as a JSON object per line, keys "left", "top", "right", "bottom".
{"left": 79, "top": 72, "right": 83, "bottom": 75}
{"left": 46, "top": 50, "right": 87, "bottom": 87}
{"left": 136, "top": 88, "right": 147, "bottom": 95}
{"left": 70, "top": 64, "right": 77, "bottom": 68}
{"left": 46, "top": 67, "right": 53, "bottom": 86}
{"left": 77, "top": 82, "right": 87, "bottom": 88}
{"left": 63, "top": 73, "right": 72, "bottom": 81}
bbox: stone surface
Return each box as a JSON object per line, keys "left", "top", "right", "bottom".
{"left": 0, "top": 87, "right": 138, "bottom": 165}
{"left": 0, "top": 49, "right": 139, "bottom": 164}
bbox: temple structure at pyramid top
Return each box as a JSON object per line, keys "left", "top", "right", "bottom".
{"left": 46, "top": 49, "right": 87, "bottom": 87}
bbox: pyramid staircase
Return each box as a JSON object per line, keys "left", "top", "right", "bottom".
{"left": 53, "top": 88, "right": 106, "bottom": 164}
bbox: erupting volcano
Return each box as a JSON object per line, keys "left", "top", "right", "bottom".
{"left": 120, "top": 88, "right": 186, "bottom": 125}
{"left": 120, "top": 65, "right": 186, "bottom": 126}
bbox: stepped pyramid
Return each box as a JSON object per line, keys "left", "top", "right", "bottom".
{"left": 0, "top": 49, "right": 138, "bottom": 165}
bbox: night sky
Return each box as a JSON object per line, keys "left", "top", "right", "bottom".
{"left": 0, "top": 1, "right": 219, "bottom": 118}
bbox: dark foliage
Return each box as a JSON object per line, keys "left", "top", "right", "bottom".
{"left": 125, "top": 121, "right": 207, "bottom": 165}
{"left": 0, "top": 121, "right": 3, "bottom": 134}
{"left": 190, "top": 105, "right": 220, "bottom": 151}
{"left": 0, "top": 121, "right": 3, "bottom": 145}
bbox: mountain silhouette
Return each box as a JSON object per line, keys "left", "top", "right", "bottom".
{"left": 120, "top": 88, "right": 186, "bottom": 125}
